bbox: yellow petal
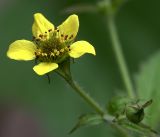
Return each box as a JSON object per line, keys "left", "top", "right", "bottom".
{"left": 69, "top": 41, "right": 96, "bottom": 58}
{"left": 57, "top": 14, "right": 79, "bottom": 41}
{"left": 7, "top": 40, "right": 37, "bottom": 61}
{"left": 32, "top": 13, "right": 54, "bottom": 39}
{"left": 33, "top": 62, "right": 58, "bottom": 75}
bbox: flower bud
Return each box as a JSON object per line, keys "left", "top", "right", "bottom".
{"left": 126, "top": 105, "right": 144, "bottom": 124}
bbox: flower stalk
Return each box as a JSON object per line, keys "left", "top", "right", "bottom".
{"left": 56, "top": 65, "right": 104, "bottom": 116}
{"left": 105, "top": 0, "right": 135, "bottom": 98}
{"left": 66, "top": 79, "right": 104, "bottom": 115}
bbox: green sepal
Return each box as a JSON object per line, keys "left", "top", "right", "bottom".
{"left": 56, "top": 57, "right": 72, "bottom": 80}
{"left": 107, "top": 96, "right": 130, "bottom": 117}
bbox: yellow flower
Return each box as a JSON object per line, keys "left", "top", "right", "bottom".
{"left": 7, "top": 13, "right": 96, "bottom": 75}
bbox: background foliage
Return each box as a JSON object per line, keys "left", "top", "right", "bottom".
{"left": 1, "top": 0, "right": 160, "bottom": 136}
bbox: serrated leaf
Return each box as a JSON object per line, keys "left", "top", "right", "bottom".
{"left": 69, "top": 113, "right": 103, "bottom": 134}
{"left": 136, "top": 51, "right": 160, "bottom": 128}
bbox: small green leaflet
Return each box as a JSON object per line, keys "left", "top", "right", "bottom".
{"left": 69, "top": 113, "right": 104, "bottom": 134}
{"left": 117, "top": 118, "right": 158, "bottom": 136}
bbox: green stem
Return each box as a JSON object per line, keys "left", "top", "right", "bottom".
{"left": 65, "top": 78, "right": 104, "bottom": 115}
{"left": 105, "top": 0, "right": 135, "bottom": 98}
{"left": 56, "top": 60, "right": 104, "bottom": 116}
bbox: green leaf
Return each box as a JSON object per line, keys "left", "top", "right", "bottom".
{"left": 136, "top": 51, "right": 160, "bottom": 127}
{"left": 69, "top": 113, "right": 103, "bottom": 134}
{"left": 117, "top": 118, "right": 157, "bottom": 136}
{"left": 56, "top": 58, "right": 72, "bottom": 80}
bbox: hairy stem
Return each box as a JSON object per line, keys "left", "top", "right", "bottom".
{"left": 105, "top": 0, "right": 135, "bottom": 98}
{"left": 57, "top": 68, "right": 104, "bottom": 116}
{"left": 66, "top": 78, "right": 104, "bottom": 115}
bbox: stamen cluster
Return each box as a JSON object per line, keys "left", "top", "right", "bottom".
{"left": 33, "top": 28, "right": 73, "bottom": 63}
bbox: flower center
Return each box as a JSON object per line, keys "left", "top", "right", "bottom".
{"left": 33, "top": 29, "right": 72, "bottom": 63}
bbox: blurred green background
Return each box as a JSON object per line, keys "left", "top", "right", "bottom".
{"left": 0, "top": 0, "right": 160, "bottom": 136}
